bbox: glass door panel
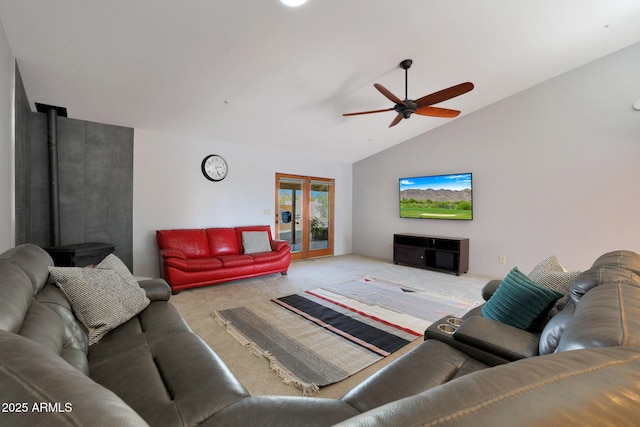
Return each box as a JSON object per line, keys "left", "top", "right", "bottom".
{"left": 276, "top": 174, "right": 334, "bottom": 260}
{"left": 309, "top": 181, "right": 331, "bottom": 253}
{"left": 277, "top": 177, "right": 304, "bottom": 256}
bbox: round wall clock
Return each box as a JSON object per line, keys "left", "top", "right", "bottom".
{"left": 201, "top": 154, "right": 228, "bottom": 182}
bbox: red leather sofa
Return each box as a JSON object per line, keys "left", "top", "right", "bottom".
{"left": 156, "top": 225, "right": 291, "bottom": 293}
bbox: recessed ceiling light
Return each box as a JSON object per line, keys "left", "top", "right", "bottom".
{"left": 280, "top": 0, "right": 308, "bottom": 7}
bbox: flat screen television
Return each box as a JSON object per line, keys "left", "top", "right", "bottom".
{"left": 399, "top": 172, "right": 472, "bottom": 220}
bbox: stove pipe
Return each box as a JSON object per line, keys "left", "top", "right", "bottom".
{"left": 47, "top": 108, "right": 61, "bottom": 246}
{"left": 35, "top": 102, "right": 67, "bottom": 247}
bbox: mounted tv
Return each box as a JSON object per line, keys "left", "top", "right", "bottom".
{"left": 399, "top": 173, "right": 472, "bottom": 220}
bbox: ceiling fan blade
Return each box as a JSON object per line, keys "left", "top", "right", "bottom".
{"left": 388, "top": 113, "right": 403, "bottom": 128}
{"left": 415, "top": 82, "right": 474, "bottom": 107}
{"left": 415, "top": 106, "right": 461, "bottom": 118}
{"left": 374, "top": 83, "right": 406, "bottom": 106}
{"left": 343, "top": 107, "right": 394, "bottom": 117}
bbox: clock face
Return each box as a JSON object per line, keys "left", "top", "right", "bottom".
{"left": 201, "top": 155, "right": 228, "bottom": 181}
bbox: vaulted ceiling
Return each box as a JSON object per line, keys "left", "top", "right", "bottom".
{"left": 1, "top": 1, "right": 639, "bottom": 163}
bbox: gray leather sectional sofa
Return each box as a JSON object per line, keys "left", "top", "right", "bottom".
{"left": 2, "top": 244, "right": 640, "bottom": 426}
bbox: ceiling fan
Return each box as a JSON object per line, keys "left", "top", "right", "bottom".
{"left": 343, "top": 59, "right": 474, "bottom": 128}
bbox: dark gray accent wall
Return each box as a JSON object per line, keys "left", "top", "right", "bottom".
{"left": 26, "top": 113, "right": 134, "bottom": 269}
{"left": 14, "top": 62, "right": 31, "bottom": 246}
{"left": 28, "top": 113, "right": 49, "bottom": 246}
{"left": 14, "top": 57, "right": 134, "bottom": 269}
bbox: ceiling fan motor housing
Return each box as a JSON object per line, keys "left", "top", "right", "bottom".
{"left": 400, "top": 59, "right": 413, "bottom": 70}
{"left": 395, "top": 99, "right": 417, "bottom": 118}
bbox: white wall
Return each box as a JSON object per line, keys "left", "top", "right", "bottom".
{"left": 0, "top": 20, "right": 14, "bottom": 251}
{"left": 353, "top": 42, "right": 640, "bottom": 278}
{"left": 133, "top": 129, "right": 352, "bottom": 277}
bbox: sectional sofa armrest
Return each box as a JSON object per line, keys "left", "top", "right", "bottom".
{"left": 159, "top": 248, "right": 186, "bottom": 260}
{"left": 271, "top": 239, "right": 290, "bottom": 252}
{"left": 481, "top": 279, "right": 502, "bottom": 301}
{"left": 138, "top": 278, "right": 171, "bottom": 301}
{"left": 453, "top": 316, "right": 540, "bottom": 361}
{"left": 212, "top": 396, "right": 358, "bottom": 427}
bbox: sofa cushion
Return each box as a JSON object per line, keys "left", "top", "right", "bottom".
{"left": 213, "top": 396, "right": 359, "bottom": 427}
{"left": 49, "top": 266, "right": 150, "bottom": 345}
{"left": 482, "top": 267, "right": 563, "bottom": 331}
{"left": 341, "top": 339, "right": 489, "bottom": 413}
{"left": 164, "top": 256, "right": 224, "bottom": 272}
{"left": 335, "top": 346, "right": 640, "bottom": 427}
{"left": 242, "top": 231, "right": 272, "bottom": 254}
{"left": 88, "top": 301, "right": 250, "bottom": 426}
{"left": 0, "top": 243, "right": 54, "bottom": 294}
{"left": 206, "top": 228, "right": 240, "bottom": 256}
{"left": 34, "top": 282, "right": 89, "bottom": 372}
{"left": 0, "top": 261, "right": 34, "bottom": 333}
{"left": 556, "top": 283, "right": 640, "bottom": 352}
{"left": 250, "top": 251, "right": 285, "bottom": 263}
{"left": 570, "top": 265, "right": 640, "bottom": 305}
{"left": 591, "top": 250, "right": 640, "bottom": 275}
{"left": 0, "top": 330, "right": 148, "bottom": 427}
{"left": 218, "top": 254, "right": 255, "bottom": 268}
{"left": 157, "top": 229, "right": 210, "bottom": 259}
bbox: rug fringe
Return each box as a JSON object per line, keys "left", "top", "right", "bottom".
{"left": 212, "top": 311, "right": 320, "bottom": 396}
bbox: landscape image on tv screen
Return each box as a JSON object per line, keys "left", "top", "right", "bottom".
{"left": 399, "top": 173, "right": 472, "bottom": 220}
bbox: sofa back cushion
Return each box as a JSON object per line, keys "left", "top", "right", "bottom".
{"left": 0, "top": 245, "right": 90, "bottom": 374}
{"left": 539, "top": 251, "right": 640, "bottom": 355}
{"left": 157, "top": 229, "right": 210, "bottom": 259}
{"left": 592, "top": 250, "right": 640, "bottom": 275}
{"left": 570, "top": 250, "right": 640, "bottom": 305}
{"left": 206, "top": 228, "right": 240, "bottom": 256}
{"left": 34, "top": 283, "right": 89, "bottom": 373}
{"left": 0, "top": 261, "right": 34, "bottom": 333}
{"left": 555, "top": 282, "right": 640, "bottom": 353}
{"left": 0, "top": 243, "right": 53, "bottom": 294}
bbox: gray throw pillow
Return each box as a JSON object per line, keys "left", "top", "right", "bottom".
{"left": 96, "top": 254, "right": 139, "bottom": 288}
{"left": 242, "top": 231, "right": 272, "bottom": 254}
{"left": 528, "top": 255, "right": 581, "bottom": 314}
{"left": 49, "top": 258, "right": 150, "bottom": 345}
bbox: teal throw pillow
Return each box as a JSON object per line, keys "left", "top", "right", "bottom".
{"left": 482, "top": 267, "right": 563, "bottom": 330}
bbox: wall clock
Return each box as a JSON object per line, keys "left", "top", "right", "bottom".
{"left": 201, "top": 154, "right": 228, "bottom": 182}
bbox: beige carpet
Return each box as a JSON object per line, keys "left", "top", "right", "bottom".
{"left": 169, "top": 254, "right": 490, "bottom": 398}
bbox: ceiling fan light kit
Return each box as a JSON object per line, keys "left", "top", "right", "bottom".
{"left": 280, "top": 0, "right": 308, "bottom": 7}
{"left": 343, "top": 59, "right": 474, "bottom": 128}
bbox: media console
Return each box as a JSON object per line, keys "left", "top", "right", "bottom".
{"left": 393, "top": 233, "right": 469, "bottom": 275}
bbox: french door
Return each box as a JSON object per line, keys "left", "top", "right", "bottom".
{"left": 275, "top": 173, "right": 334, "bottom": 260}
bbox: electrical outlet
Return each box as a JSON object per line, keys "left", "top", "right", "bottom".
{"left": 498, "top": 255, "right": 506, "bottom": 264}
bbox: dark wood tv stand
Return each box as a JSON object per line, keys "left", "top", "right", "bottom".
{"left": 393, "top": 234, "right": 469, "bottom": 275}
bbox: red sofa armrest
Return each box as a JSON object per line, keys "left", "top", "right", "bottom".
{"left": 160, "top": 248, "right": 187, "bottom": 260}
{"left": 271, "top": 240, "right": 290, "bottom": 252}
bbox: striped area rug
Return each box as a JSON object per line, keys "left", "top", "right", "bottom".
{"left": 213, "top": 279, "right": 475, "bottom": 395}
